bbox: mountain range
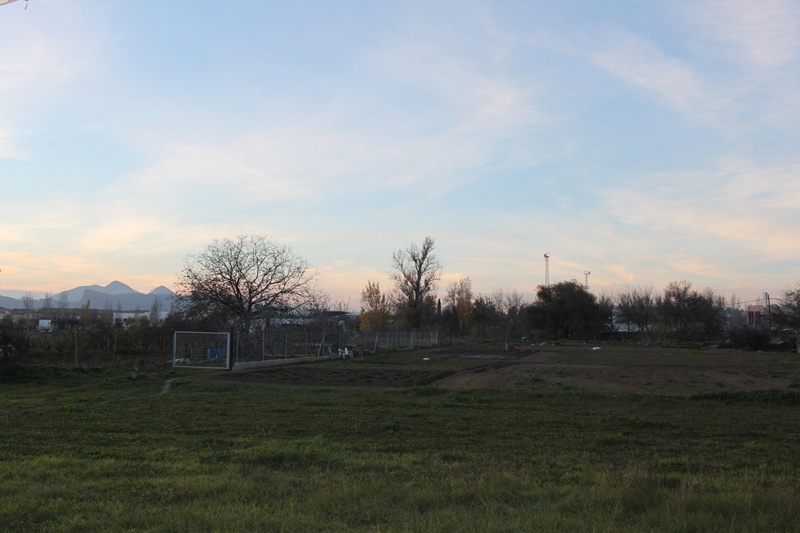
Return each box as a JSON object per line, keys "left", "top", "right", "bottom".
{"left": 0, "top": 281, "right": 176, "bottom": 312}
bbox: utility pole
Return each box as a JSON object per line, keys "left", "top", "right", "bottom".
{"left": 764, "top": 292, "right": 771, "bottom": 330}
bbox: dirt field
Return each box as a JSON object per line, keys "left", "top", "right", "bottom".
{"left": 217, "top": 343, "right": 800, "bottom": 397}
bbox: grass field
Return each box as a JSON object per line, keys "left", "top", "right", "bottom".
{"left": 2, "top": 343, "right": 800, "bottom": 531}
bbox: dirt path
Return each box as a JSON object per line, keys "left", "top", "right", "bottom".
{"left": 158, "top": 377, "right": 179, "bottom": 395}
{"left": 98, "top": 376, "right": 184, "bottom": 404}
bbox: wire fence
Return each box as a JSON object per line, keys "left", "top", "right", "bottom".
{"left": 232, "top": 327, "right": 440, "bottom": 364}
{"left": 233, "top": 327, "right": 332, "bottom": 363}
{"left": 350, "top": 330, "right": 439, "bottom": 352}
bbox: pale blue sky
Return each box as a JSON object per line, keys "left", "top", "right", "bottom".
{"left": 1, "top": 0, "right": 798, "bottom": 307}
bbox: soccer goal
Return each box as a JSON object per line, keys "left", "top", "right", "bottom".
{"left": 173, "top": 331, "right": 231, "bottom": 370}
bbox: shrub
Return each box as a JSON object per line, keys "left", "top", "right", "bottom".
{"left": 725, "top": 325, "right": 771, "bottom": 351}
{"left": 0, "top": 344, "right": 17, "bottom": 374}
{"left": 0, "top": 324, "right": 29, "bottom": 374}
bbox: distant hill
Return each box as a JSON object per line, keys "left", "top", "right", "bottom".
{"left": 0, "top": 295, "right": 19, "bottom": 309}
{"left": 54, "top": 281, "right": 137, "bottom": 303}
{"left": 150, "top": 285, "right": 173, "bottom": 296}
{"left": 0, "top": 281, "right": 176, "bottom": 311}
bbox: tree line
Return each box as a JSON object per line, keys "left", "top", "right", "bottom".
{"left": 3, "top": 234, "right": 799, "bottom": 373}
{"left": 360, "top": 237, "right": 799, "bottom": 349}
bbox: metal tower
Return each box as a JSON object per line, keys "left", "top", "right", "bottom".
{"left": 544, "top": 253, "right": 550, "bottom": 287}
{"left": 584, "top": 270, "right": 591, "bottom": 290}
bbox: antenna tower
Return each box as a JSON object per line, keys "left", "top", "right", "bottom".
{"left": 544, "top": 253, "right": 550, "bottom": 286}
{"left": 584, "top": 270, "right": 591, "bottom": 290}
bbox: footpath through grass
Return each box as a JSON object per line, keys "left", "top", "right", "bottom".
{"left": 2, "top": 364, "right": 800, "bottom": 531}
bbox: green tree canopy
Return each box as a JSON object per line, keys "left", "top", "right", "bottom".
{"left": 525, "top": 280, "right": 610, "bottom": 340}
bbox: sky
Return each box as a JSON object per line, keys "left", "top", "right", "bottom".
{"left": 1, "top": 0, "right": 798, "bottom": 308}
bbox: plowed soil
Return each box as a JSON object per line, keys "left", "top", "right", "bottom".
{"left": 215, "top": 343, "right": 800, "bottom": 397}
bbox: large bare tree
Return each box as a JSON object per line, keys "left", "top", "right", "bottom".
{"left": 391, "top": 236, "right": 442, "bottom": 328}
{"left": 177, "top": 235, "right": 318, "bottom": 331}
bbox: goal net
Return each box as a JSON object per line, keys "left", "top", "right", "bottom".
{"left": 173, "top": 331, "right": 231, "bottom": 370}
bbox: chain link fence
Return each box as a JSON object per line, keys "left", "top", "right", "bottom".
{"left": 349, "top": 330, "right": 439, "bottom": 353}
{"left": 232, "top": 324, "right": 440, "bottom": 365}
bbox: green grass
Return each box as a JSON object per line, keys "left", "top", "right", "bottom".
{"left": 2, "top": 363, "right": 800, "bottom": 531}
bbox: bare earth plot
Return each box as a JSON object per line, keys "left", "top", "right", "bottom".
{"left": 433, "top": 344, "right": 800, "bottom": 396}
{"left": 214, "top": 343, "right": 800, "bottom": 397}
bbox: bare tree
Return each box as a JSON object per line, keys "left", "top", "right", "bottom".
{"left": 616, "top": 285, "right": 656, "bottom": 334}
{"left": 150, "top": 297, "right": 162, "bottom": 325}
{"left": 390, "top": 236, "right": 442, "bottom": 329}
{"left": 22, "top": 291, "right": 35, "bottom": 312}
{"left": 490, "top": 289, "right": 507, "bottom": 316}
{"left": 772, "top": 283, "right": 800, "bottom": 334}
{"left": 51, "top": 290, "right": 70, "bottom": 330}
{"left": 658, "top": 281, "right": 693, "bottom": 336}
{"left": 102, "top": 299, "right": 114, "bottom": 328}
{"left": 477, "top": 288, "right": 527, "bottom": 339}
{"left": 20, "top": 292, "right": 36, "bottom": 330}
{"left": 42, "top": 292, "right": 53, "bottom": 319}
{"left": 504, "top": 289, "right": 528, "bottom": 338}
{"left": 656, "top": 281, "right": 725, "bottom": 340}
{"left": 177, "top": 234, "right": 319, "bottom": 331}
{"left": 58, "top": 290, "right": 70, "bottom": 317}
{"left": 505, "top": 290, "right": 526, "bottom": 315}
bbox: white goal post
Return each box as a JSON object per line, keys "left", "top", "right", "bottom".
{"left": 173, "top": 331, "right": 231, "bottom": 370}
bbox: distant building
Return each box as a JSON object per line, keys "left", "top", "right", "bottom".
{"left": 747, "top": 305, "right": 767, "bottom": 326}
{"left": 113, "top": 310, "right": 151, "bottom": 328}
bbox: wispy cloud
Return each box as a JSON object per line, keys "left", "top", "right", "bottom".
{"left": 600, "top": 158, "right": 800, "bottom": 262}
{"left": 586, "top": 30, "right": 715, "bottom": 118}
{"left": 0, "top": 3, "right": 105, "bottom": 159}
{"left": 1, "top": 1, "right": 797, "bottom": 303}
{"left": 0, "top": 128, "right": 18, "bottom": 158}
{"left": 94, "top": 15, "right": 546, "bottom": 224}
{"left": 685, "top": 0, "right": 800, "bottom": 69}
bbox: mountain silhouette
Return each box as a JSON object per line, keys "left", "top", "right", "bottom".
{"left": 0, "top": 281, "right": 176, "bottom": 311}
